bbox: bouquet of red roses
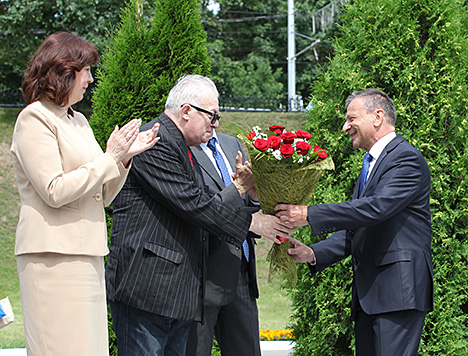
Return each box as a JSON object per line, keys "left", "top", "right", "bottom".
{"left": 238, "top": 125, "right": 334, "bottom": 285}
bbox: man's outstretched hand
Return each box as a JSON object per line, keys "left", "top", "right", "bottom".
{"left": 287, "top": 237, "right": 316, "bottom": 263}
{"left": 275, "top": 204, "right": 309, "bottom": 227}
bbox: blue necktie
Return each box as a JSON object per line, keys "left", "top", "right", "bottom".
{"left": 359, "top": 153, "right": 373, "bottom": 196}
{"left": 207, "top": 137, "right": 250, "bottom": 261}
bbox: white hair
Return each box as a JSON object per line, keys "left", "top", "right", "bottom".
{"left": 165, "top": 74, "right": 219, "bottom": 113}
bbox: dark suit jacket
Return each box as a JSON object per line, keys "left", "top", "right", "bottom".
{"left": 307, "top": 134, "right": 433, "bottom": 317}
{"left": 192, "top": 133, "right": 259, "bottom": 305}
{"left": 106, "top": 114, "right": 252, "bottom": 322}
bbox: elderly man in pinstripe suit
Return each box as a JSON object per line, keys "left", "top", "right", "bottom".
{"left": 106, "top": 74, "right": 292, "bottom": 356}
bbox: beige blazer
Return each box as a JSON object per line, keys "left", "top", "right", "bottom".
{"left": 10, "top": 100, "right": 129, "bottom": 256}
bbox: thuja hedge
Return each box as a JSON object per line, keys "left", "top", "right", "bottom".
{"left": 289, "top": 0, "right": 468, "bottom": 354}
{"left": 91, "top": 0, "right": 211, "bottom": 149}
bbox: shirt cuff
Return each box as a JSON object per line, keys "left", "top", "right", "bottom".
{"left": 308, "top": 246, "right": 317, "bottom": 265}
{"left": 249, "top": 197, "right": 260, "bottom": 206}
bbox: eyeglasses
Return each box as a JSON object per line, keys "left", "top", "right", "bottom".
{"left": 183, "top": 104, "right": 220, "bottom": 125}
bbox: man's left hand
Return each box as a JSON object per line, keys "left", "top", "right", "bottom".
{"left": 232, "top": 151, "right": 255, "bottom": 195}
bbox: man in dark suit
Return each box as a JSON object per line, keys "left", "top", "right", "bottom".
{"left": 275, "top": 89, "right": 433, "bottom": 356}
{"left": 106, "top": 74, "right": 292, "bottom": 356}
{"left": 186, "top": 129, "right": 262, "bottom": 356}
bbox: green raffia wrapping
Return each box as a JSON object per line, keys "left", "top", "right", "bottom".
{"left": 252, "top": 154, "right": 334, "bottom": 286}
{"left": 237, "top": 128, "right": 335, "bottom": 286}
{"left": 266, "top": 240, "right": 298, "bottom": 285}
{"left": 250, "top": 154, "right": 335, "bottom": 215}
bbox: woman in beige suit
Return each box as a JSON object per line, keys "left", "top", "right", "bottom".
{"left": 10, "top": 32, "right": 159, "bottom": 356}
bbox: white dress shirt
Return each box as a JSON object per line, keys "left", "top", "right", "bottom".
{"left": 366, "top": 131, "right": 397, "bottom": 179}
{"left": 199, "top": 129, "right": 235, "bottom": 178}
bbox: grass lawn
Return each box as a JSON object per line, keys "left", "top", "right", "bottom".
{"left": 0, "top": 107, "right": 24, "bottom": 348}
{"left": 0, "top": 107, "right": 308, "bottom": 348}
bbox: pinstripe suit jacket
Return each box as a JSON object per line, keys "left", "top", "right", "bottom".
{"left": 106, "top": 113, "right": 252, "bottom": 321}
{"left": 192, "top": 133, "right": 259, "bottom": 305}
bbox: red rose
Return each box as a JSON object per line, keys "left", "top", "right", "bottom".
{"left": 295, "top": 129, "right": 312, "bottom": 140}
{"left": 269, "top": 125, "right": 285, "bottom": 135}
{"left": 280, "top": 132, "right": 297, "bottom": 144}
{"left": 314, "top": 146, "right": 328, "bottom": 160}
{"left": 296, "top": 141, "right": 311, "bottom": 155}
{"left": 280, "top": 143, "right": 294, "bottom": 158}
{"left": 254, "top": 138, "right": 269, "bottom": 152}
{"left": 246, "top": 132, "right": 256, "bottom": 141}
{"left": 267, "top": 136, "right": 282, "bottom": 150}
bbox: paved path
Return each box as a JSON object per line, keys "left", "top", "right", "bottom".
{"left": 0, "top": 350, "right": 25, "bottom": 356}
{"left": 0, "top": 341, "right": 294, "bottom": 356}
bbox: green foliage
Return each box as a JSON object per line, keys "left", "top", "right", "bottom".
{"left": 210, "top": 338, "right": 221, "bottom": 356}
{"left": 202, "top": 0, "right": 338, "bottom": 99}
{"left": 149, "top": 0, "right": 212, "bottom": 110}
{"left": 0, "top": 0, "right": 337, "bottom": 100}
{"left": 290, "top": 0, "right": 468, "bottom": 354}
{"left": 208, "top": 41, "right": 284, "bottom": 98}
{"left": 0, "top": 0, "right": 124, "bottom": 90}
{"left": 91, "top": 0, "right": 156, "bottom": 148}
{"left": 289, "top": 204, "right": 355, "bottom": 355}
{"left": 91, "top": 0, "right": 211, "bottom": 149}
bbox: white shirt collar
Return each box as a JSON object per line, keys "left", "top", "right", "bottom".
{"left": 364, "top": 131, "right": 396, "bottom": 179}
{"left": 368, "top": 131, "right": 397, "bottom": 161}
{"left": 199, "top": 130, "right": 234, "bottom": 176}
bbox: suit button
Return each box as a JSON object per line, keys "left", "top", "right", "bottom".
{"left": 94, "top": 193, "right": 102, "bottom": 201}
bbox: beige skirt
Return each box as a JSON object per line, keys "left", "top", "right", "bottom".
{"left": 17, "top": 253, "right": 109, "bottom": 356}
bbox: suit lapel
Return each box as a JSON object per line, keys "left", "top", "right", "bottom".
{"left": 359, "top": 134, "right": 404, "bottom": 196}
{"left": 192, "top": 145, "right": 225, "bottom": 189}
{"left": 158, "top": 113, "right": 205, "bottom": 190}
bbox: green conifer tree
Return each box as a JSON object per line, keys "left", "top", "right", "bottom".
{"left": 290, "top": 0, "right": 468, "bottom": 354}
{"left": 91, "top": 0, "right": 211, "bottom": 149}
{"left": 148, "top": 0, "right": 212, "bottom": 111}
{"left": 91, "top": 0, "right": 153, "bottom": 148}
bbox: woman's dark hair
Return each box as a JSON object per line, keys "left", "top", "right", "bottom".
{"left": 22, "top": 32, "right": 99, "bottom": 106}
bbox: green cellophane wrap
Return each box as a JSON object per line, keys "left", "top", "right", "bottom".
{"left": 251, "top": 154, "right": 335, "bottom": 286}
{"left": 250, "top": 154, "right": 334, "bottom": 215}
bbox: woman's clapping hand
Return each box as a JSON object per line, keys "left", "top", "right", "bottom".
{"left": 106, "top": 119, "right": 160, "bottom": 166}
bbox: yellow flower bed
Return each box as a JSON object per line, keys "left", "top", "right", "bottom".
{"left": 259, "top": 329, "right": 294, "bottom": 341}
